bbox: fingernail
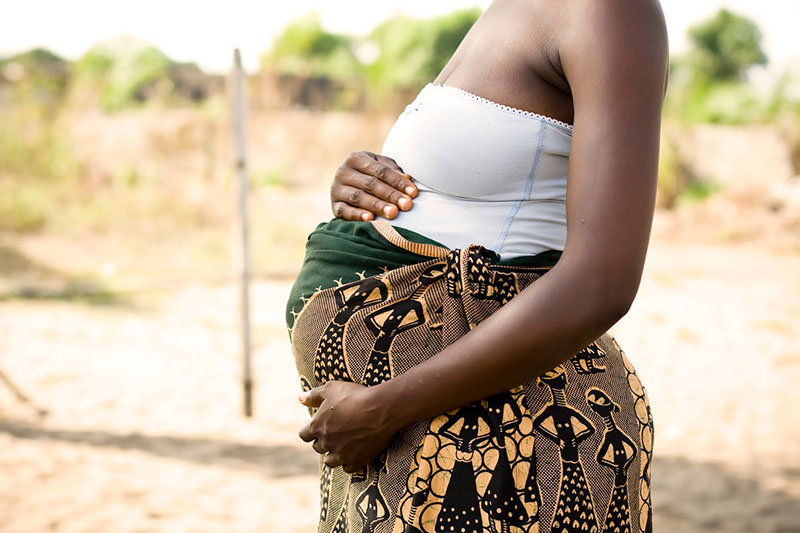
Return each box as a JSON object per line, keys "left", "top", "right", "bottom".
{"left": 298, "top": 392, "right": 308, "bottom": 403}
{"left": 405, "top": 186, "right": 416, "bottom": 195}
{"left": 361, "top": 212, "right": 370, "bottom": 221}
{"left": 398, "top": 198, "right": 410, "bottom": 210}
{"left": 383, "top": 205, "right": 393, "bottom": 217}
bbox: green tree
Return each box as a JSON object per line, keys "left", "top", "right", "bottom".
{"left": 687, "top": 9, "right": 767, "bottom": 82}
{"left": 72, "top": 37, "right": 173, "bottom": 111}
{"left": 261, "top": 12, "right": 361, "bottom": 80}
{"left": 365, "top": 8, "right": 480, "bottom": 92}
{"left": 664, "top": 9, "right": 771, "bottom": 124}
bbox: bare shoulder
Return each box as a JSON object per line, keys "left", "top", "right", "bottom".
{"left": 561, "top": 0, "right": 668, "bottom": 45}
{"left": 559, "top": 0, "right": 669, "bottom": 94}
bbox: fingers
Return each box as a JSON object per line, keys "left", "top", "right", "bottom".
{"left": 298, "top": 421, "right": 314, "bottom": 443}
{"left": 330, "top": 151, "right": 418, "bottom": 221}
{"left": 334, "top": 185, "right": 400, "bottom": 220}
{"left": 323, "top": 452, "right": 344, "bottom": 469}
{"left": 351, "top": 151, "right": 417, "bottom": 198}
{"left": 351, "top": 171, "right": 415, "bottom": 211}
{"left": 332, "top": 201, "right": 375, "bottom": 222}
{"left": 373, "top": 154, "right": 418, "bottom": 198}
{"left": 311, "top": 439, "right": 327, "bottom": 455}
{"left": 299, "top": 386, "right": 325, "bottom": 408}
{"left": 373, "top": 153, "right": 404, "bottom": 173}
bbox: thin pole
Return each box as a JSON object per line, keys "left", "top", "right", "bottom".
{"left": 232, "top": 48, "right": 253, "bottom": 417}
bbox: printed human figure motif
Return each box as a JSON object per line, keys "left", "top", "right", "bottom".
{"left": 361, "top": 264, "right": 445, "bottom": 386}
{"left": 313, "top": 275, "right": 391, "bottom": 521}
{"left": 533, "top": 366, "right": 598, "bottom": 533}
{"left": 313, "top": 276, "right": 391, "bottom": 384}
{"left": 482, "top": 391, "right": 530, "bottom": 533}
{"left": 586, "top": 388, "right": 636, "bottom": 533}
{"left": 355, "top": 453, "right": 391, "bottom": 533}
{"left": 570, "top": 342, "right": 607, "bottom": 374}
{"left": 435, "top": 404, "right": 496, "bottom": 532}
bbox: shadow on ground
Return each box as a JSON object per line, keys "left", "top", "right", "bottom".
{"left": 0, "top": 243, "right": 127, "bottom": 307}
{"left": 0, "top": 420, "right": 318, "bottom": 479}
{"left": 653, "top": 456, "right": 800, "bottom": 532}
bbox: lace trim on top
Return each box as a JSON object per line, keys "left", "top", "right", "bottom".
{"left": 429, "top": 83, "right": 574, "bottom": 132}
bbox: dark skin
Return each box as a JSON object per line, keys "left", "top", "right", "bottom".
{"left": 301, "top": 0, "right": 670, "bottom": 473}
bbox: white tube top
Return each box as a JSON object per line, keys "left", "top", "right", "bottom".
{"left": 381, "top": 83, "right": 572, "bottom": 259}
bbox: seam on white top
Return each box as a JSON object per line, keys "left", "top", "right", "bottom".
{"left": 429, "top": 83, "right": 574, "bottom": 132}
{"left": 493, "top": 124, "right": 548, "bottom": 254}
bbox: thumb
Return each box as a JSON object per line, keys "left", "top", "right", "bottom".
{"left": 299, "top": 385, "right": 326, "bottom": 408}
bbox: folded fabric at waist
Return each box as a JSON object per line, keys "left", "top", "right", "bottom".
{"left": 285, "top": 218, "right": 561, "bottom": 332}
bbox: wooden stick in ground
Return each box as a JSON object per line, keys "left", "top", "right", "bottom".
{"left": 232, "top": 48, "right": 253, "bottom": 417}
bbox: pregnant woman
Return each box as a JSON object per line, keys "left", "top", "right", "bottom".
{"left": 285, "top": 1, "right": 668, "bottom": 532}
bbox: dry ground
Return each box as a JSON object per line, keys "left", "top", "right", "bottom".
{"left": 1, "top": 235, "right": 799, "bottom": 533}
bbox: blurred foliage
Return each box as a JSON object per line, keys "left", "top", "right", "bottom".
{"left": 364, "top": 8, "right": 481, "bottom": 94}
{"left": 657, "top": 133, "right": 697, "bottom": 209}
{"left": 686, "top": 9, "right": 767, "bottom": 82}
{"left": 0, "top": 101, "right": 82, "bottom": 232}
{"left": 261, "top": 12, "right": 361, "bottom": 81}
{"left": 72, "top": 37, "right": 173, "bottom": 111}
{"left": 664, "top": 9, "right": 774, "bottom": 125}
{"left": 676, "top": 179, "right": 722, "bottom": 207}
{"left": 658, "top": 8, "right": 797, "bottom": 207}
{"left": 0, "top": 48, "right": 70, "bottom": 97}
{"left": 664, "top": 75, "right": 768, "bottom": 125}
{"left": 261, "top": 8, "right": 481, "bottom": 104}
{"left": 252, "top": 168, "right": 288, "bottom": 189}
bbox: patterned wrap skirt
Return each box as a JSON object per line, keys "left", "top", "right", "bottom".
{"left": 285, "top": 218, "right": 654, "bottom": 533}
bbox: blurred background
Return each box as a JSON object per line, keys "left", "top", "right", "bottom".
{"left": 1, "top": 1, "right": 799, "bottom": 532}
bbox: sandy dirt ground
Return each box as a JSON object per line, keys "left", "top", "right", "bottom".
{"left": 1, "top": 237, "right": 799, "bottom": 533}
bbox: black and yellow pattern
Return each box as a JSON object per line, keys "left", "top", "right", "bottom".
{"left": 286, "top": 218, "right": 654, "bottom": 533}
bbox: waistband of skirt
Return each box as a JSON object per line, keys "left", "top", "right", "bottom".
{"left": 302, "top": 218, "right": 562, "bottom": 270}
{"left": 368, "top": 219, "right": 562, "bottom": 268}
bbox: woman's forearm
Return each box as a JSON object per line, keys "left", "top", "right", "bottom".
{"left": 373, "top": 256, "right": 634, "bottom": 431}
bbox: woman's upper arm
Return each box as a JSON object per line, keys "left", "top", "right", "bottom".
{"left": 558, "top": 0, "right": 669, "bottom": 313}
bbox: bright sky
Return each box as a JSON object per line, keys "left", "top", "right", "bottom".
{"left": 3, "top": 0, "right": 799, "bottom": 75}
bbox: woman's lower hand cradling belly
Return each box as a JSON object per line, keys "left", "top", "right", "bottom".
{"left": 297, "top": 150, "right": 419, "bottom": 473}
{"left": 329, "top": 150, "right": 417, "bottom": 221}
{"left": 297, "top": 380, "right": 399, "bottom": 473}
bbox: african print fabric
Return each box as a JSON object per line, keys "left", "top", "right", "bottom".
{"left": 286, "top": 218, "right": 654, "bottom": 533}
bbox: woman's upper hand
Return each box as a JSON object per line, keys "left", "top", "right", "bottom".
{"left": 330, "top": 151, "right": 417, "bottom": 222}
{"left": 297, "top": 381, "right": 398, "bottom": 472}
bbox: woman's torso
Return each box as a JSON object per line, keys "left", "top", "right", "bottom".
{"left": 381, "top": 0, "right": 577, "bottom": 259}
{"left": 381, "top": 83, "right": 572, "bottom": 257}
